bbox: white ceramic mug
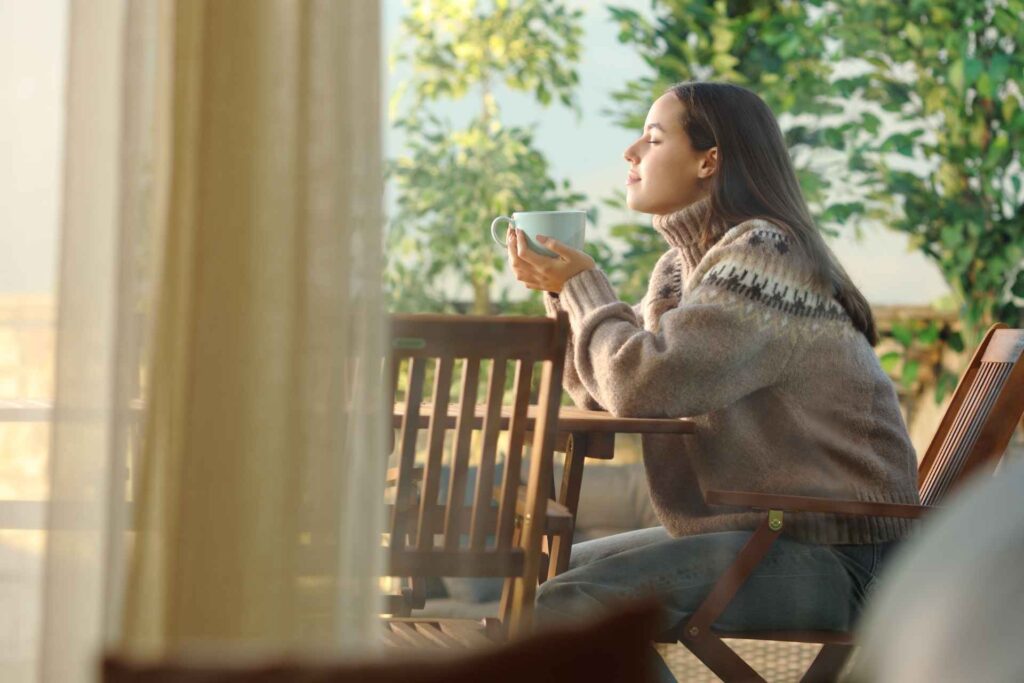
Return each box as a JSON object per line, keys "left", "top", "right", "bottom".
{"left": 490, "top": 210, "right": 586, "bottom": 258}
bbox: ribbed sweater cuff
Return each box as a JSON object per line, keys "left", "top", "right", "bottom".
{"left": 559, "top": 268, "right": 619, "bottom": 326}
{"left": 542, "top": 291, "right": 561, "bottom": 316}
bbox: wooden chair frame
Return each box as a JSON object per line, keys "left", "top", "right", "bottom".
{"left": 384, "top": 312, "right": 569, "bottom": 644}
{"left": 656, "top": 324, "right": 1024, "bottom": 682}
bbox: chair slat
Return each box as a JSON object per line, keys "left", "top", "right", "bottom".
{"left": 385, "top": 355, "right": 400, "bottom": 417}
{"left": 384, "top": 356, "right": 401, "bottom": 455}
{"left": 922, "top": 359, "right": 995, "bottom": 496}
{"left": 380, "top": 629, "right": 404, "bottom": 648}
{"left": 496, "top": 359, "right": 534, "bottom": 551}
{"left": 416, "top": 356, "right": 454, "bottom": 550}
{"left": 916, "top": 327, "right": 1003, "bottom": 488}
{"left": 444, "top": 358, "right": 480, "bottom": 550}
{"left": 470, "top": 357, "right": 507, "bottom": 550}
{"left": 414, "top": 622, "right": 461, "bottom": 648}
{"left": 389, "top": 621, "right": 436, "bottom": 648}
{"left": 922, "top": 361, "right": 1011, "bottom": 505}
{"left": 439, "top": 621, "right": 497, "bottom": 648}
{"left": 920, "top": 363, "right": 989, "bottom": 501}
{"left": 391, "top": 357, "right": 425, "bottom": 547}
{"left": 926, "top": 361, "right": 1013, "bottom": 504}
{"left": 926, "top": 363, "right": 997, "bottom": 501}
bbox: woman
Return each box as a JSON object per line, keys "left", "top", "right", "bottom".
{"left": 505, "top": 81, "right": 920, "bottom": 681}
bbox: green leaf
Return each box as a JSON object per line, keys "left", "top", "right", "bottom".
{"left": 901, "top": 359, "right": 920, "bottom": 388}
{"left": 879, "top": 351, "right": 902, "bottom": 373}
{"left": 991, "top": 54, "right": 1010, "bottom": 86}
{"left": 934, "top": 370, "right": 959, "bottom": 404}
{"left": 947, "top": 331, "right": 965, "bottom": 353}
{"left": 977, "top": 72, "right": 993, "bottom": 99}
{"left": 948, "top": 58, "right": 965, "bottom": 92}
{"left": 964, "top": 58, "right": 984, "bottom": 87}
{"left": 891, "top": 322, "right": 914, "bottom": 348}
{"left": 918, "top": 321, "right": 940, "bottom": 345}
{"left": 861, "top": 112, "right": 881, "bottom": 135}
{"left": 904, "top": 23, "right": 923, "bottom": 48}
{"left": 940, "top": 224, "right": 964, "bottom": 248}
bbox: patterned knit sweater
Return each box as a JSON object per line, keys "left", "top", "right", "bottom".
{"left": 544, "top": 197, "right": 920, "bottom": 545}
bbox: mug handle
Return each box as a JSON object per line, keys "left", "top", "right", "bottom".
{"left": 490, "top": 216, "right": 513, "bottom": 248}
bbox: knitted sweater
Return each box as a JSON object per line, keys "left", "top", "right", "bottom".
{"left": 543, "top": 198, "right": 920, "bottom": 545}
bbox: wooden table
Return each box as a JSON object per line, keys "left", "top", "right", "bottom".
{"left": 393, "top": 403, "right": 696, "bottom": 579}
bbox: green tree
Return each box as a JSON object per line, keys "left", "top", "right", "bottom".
{"left": 386, "top": 0, "right": 592, "bottom": 314}
{"left": 825, "top": 0, "right": 1024, "bottom": 354}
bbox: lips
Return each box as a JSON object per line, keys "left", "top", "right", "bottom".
{"left": 626, "top": 173, "right": 641, "bottom": 185}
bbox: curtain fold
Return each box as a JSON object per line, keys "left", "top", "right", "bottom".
{"left": 40, "top": 3, "right": 131, "bottom": 681}
{"left": 40, "top": 1, "right": 386, "bottom": 678}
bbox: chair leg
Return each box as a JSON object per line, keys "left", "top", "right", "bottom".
{"left": 681, "top": 631, "right": 766, "bottom": 683}
{"left": 800, "top": 644, "right": 855, "bottom": 683}
{"left": 497, "top": 524, "right": 523, "bottom": 635}
{"left": 548, "top": 432, "right": 587, "bottom": 580}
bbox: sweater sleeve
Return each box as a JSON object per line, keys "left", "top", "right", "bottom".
{"left": 543, "top": 290, "right": 645, "bottom": 412}
{"left": 556, "top": 235, "right": 807, "bottom": 418}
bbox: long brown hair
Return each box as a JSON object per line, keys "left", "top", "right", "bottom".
{"left": 667, "top": 81, "right": 878, "bottom": 346}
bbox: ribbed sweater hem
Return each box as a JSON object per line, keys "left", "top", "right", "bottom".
{"left": 652, "top": 486, "right": 922, "bottom": 545}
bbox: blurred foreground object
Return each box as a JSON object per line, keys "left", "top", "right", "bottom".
{"left": 103, "top": 598, "right": 662, "bottom": 683}
{"left": 850, "top": 456, "right": 1024, "bottom": 683}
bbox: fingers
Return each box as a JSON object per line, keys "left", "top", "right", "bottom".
{"left": 535, "top": 235, "right": 571, "bottom": 260}
{"left": 514, "top": 229, "right": 559, "bottom": 267}
{"left": 507, "top": 228, "right": 564, "bottom": 292}
{"left": 507, "top": 228, "right": 540, "bottom": 282}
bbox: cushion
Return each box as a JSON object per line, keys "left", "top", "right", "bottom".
{"left": 441, "top": 576, "right": 504, "bottom": 604}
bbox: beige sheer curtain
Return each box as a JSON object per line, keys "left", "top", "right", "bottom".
{"left": 40, "top": 1, "right": 385, "bottom": 680}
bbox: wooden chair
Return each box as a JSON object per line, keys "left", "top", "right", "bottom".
{"left": 655, "top": 324, "right": 1024, "bottom": 682}
{"left": 383, "top": 311, "right": 570, "bottom": 646}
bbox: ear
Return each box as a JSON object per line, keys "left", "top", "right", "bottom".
{"left": 697, "top": 146, "right": 718, "bottom": 179}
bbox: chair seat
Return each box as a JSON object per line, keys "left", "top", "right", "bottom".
{"left": 654, "top": 624, "right": 854, "bottom": 645}
{"left": 383, "top": 617, "right": 503, "bottom": 649}
{"left": 710, "top": 629, "right": 854, "bottom": 645}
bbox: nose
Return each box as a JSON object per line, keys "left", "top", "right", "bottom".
{"left": 623, "top": 141, "right": 640, "bottom": 165}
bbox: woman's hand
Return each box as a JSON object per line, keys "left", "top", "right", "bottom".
{"left": 506, "top": 227, "right": 596, "bottom": 294}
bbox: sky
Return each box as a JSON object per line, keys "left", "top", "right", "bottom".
{"left": 0, "top": 0, "right": 65, "bottom": 293}
{"left": 0, "top": 0, "right": 949, "bottom": 305}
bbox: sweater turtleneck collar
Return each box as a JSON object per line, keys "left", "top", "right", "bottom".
{"left": 652, "top": 196, "right": 732, "bottom": 270}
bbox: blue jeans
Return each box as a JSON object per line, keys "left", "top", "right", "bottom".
{"left": 535, "top": 527, "right": 898, "bottom": 683}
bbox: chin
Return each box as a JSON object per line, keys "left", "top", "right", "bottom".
{"left": 625, "top": 191, "right": 653, "bottom": 214}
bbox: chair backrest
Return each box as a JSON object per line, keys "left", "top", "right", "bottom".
{"left": 917, "top": 324, "right": 1024, "bottom": 505}
{"left": 385, "top": 312, "right": 568, "bottom": 635}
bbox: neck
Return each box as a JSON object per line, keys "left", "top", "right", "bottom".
{"left": 652, "top": 196, "right": 730, "bottom": 270}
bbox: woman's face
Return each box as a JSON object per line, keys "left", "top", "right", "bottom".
{"left": 623, "top": 92, "right": 718, "bottom": 215}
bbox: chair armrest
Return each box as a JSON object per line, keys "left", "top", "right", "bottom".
{"left": 705, "top": 489, "right": 933, "bottom": 519}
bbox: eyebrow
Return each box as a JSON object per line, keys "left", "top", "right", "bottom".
{"left": 644, "top": 123, "right": 665, "bottom": 133}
